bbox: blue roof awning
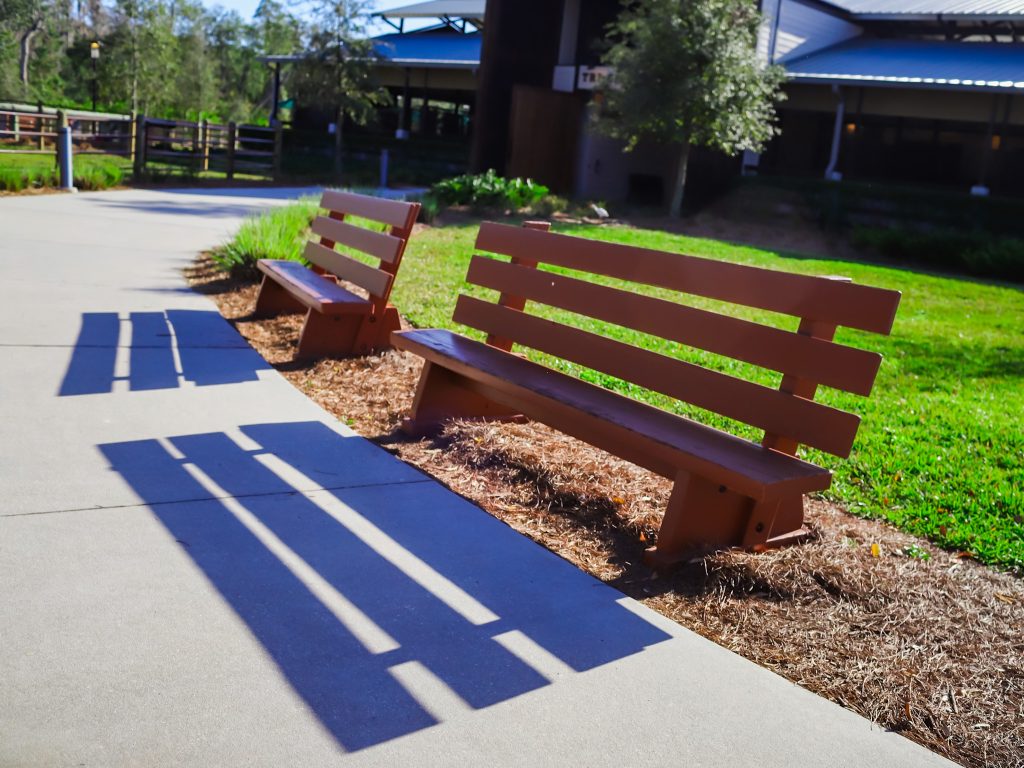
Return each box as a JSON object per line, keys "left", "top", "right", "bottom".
{"left": 785, "top": 38, "right": 1024, "bottom": 90}
{"left": 373, "top": 31, "right": 481, "bottom": 69}
{"left": 822, "top": 0, "right": 1024, "bottom": 19}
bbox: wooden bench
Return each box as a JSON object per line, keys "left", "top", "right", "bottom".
{"left": 253, "top": 190, "right": 420, "bottom": 359}
{"left": 391, "top": 221, "right": 902, "bottom": 568}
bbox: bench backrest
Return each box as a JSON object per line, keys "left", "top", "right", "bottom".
{"left": 304, "top": 190, "right": 421, "bottom": 313}
{"left": 454, "top": 221, "right": 902, "bottom": 459}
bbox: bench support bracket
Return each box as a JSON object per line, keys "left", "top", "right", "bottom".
{"left": 645, "top": 470, "right": 806, "bottom": 570}
{"left": 253, "top": 275, "right": 305, "bottom": 317}
{"left": 401, "top": 362, "right": 523, "bottom": 437}
{"left": 296, "top": 310, "right": 363, "bottom": 359}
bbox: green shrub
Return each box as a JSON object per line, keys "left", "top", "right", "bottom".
{"left": 416, "top": 192, "right": 442, "bottom": 224}
{"left": 210, "top": 198, "right": 318, "bottom": 280}
{"left": 431, "top": 169, "right": 549, "bottom": 211}
{"left": 75, "top": 160, "right": 123, "bottom": 190}
{"left": 851, "top": 226, "right": 1024, "bottom": 283}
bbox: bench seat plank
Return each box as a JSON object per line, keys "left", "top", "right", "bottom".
{"left": 257, "top": 259, "right": 372, "bottom": 315}
{"left": 392, "top": 328, "right": 832, "bottom": 501}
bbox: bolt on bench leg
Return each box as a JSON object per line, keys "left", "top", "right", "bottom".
{"left": 401, "top": 362, "right": 524, "bottom": 437}
{"left": 253, "top": 276, "right": 304, "bottom": 317}
{"left": 351, "top": 305, "right": 402, "bottom": 356}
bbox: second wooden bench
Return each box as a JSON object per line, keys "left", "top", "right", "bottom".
{"left": 253, "top": 190, "right": 420, "bottom": 359}
{"left": 392, "top": 222, "right": 902, "bottom": 568}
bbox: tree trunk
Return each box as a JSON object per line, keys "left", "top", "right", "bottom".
{"left": 19, "top": 18, "right": 43, "bottom": 87}
{"left": 669, "top": 141, "right": 691, "bottom": 219}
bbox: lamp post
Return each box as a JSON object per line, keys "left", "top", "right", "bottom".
{"left": 90, "top": 42, "right": 100, "bottom": 111}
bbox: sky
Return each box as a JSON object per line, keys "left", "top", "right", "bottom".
{"left": 201, "top": 0, "right": 420, "bottom": 29}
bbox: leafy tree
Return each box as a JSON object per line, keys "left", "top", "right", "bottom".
{"left": 289, "top": 0, "right": 389, "bottom": 174}
{"left": 596, "top": 0, "right": 785, "bottom": 217}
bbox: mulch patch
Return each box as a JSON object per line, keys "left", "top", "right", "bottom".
{"left": 187, "top": 254, "right": 1023, "bottom": 768}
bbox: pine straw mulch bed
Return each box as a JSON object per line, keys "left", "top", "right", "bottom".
{"left": 187, "top": 255, "right": 1023, "bottom": 768}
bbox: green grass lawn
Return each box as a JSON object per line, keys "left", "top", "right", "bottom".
{"left": 0, "top": 151, "right": 131, "bottom": 191}
{"left": 218, "top": 202, "right": 1024, "bottom": 573}
{"left": 0, "top": 152, "right": 266, "bottom": 192}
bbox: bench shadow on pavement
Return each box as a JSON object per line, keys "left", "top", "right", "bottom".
{"left": 99, "top": 420, "right": 671, "bottom": 752}
{"left": 59, "top": 310, "right": 268, "bottom": 396}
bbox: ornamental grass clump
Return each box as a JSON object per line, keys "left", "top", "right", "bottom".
{"left": 211, "top": 198, "right": 318, "bottom": 280}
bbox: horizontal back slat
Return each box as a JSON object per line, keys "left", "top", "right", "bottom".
{"left": 320, "top": 189, "right": 418, "bottom": 229}
{"left": 466, "top": 257, "right": 883, "bottom": 396}
{"left": 311, "top": 216, "right": 403, "bottom": 263}
{"left": 475, "top": 222, "right": 902, "bottom": 335}
{"left": 303, "top": 241, "right": 392, "bottom": 298}
{"left": 454, "top": 295, "right": 862, "bottom": 457}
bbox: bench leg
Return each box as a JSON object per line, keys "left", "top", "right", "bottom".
{"left": 295, "top": 310, "right": 362, "bottom": 359}
{"left": 644, "top": 471, "right": 754, "bottom": 569}
{"left": 645, "top": 473, "right": 809, "bottom": 570}
{"left": 401, "top": 362, "right": 523, "bottom": 437}
{"left": 253, "top": 275, "right": 304, "bottom": 317}
{"left": 351, "top": 305, "right": 402, "bottom": 355}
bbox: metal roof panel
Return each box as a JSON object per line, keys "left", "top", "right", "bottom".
{"left": 373, "top": 31, "right": 481, "bottom": 68}
{"left": 822, "top": 0, "right": 1024, "bottom": 17}
{"left": 785, "top": 38, "right": 1024, "bottom": 89}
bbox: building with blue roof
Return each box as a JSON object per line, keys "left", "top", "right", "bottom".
{"left": 470, "top": 0, "right": 1024, "bottom": 202}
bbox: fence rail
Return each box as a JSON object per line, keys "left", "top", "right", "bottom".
{"left": 0, "top": 107, "right": 133, "bottom": 157}
{"left": 0, "top": 106, "right": 281, "bottom": 181}
{"left": 133, "top": 115, "right": 280, "bottom": 179}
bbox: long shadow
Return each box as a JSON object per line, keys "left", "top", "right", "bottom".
{"left": 59, "top": 310, "right": 268, "bottom": 396}
{"left": 99, "top": 421, "right": 670, "bottom": 751}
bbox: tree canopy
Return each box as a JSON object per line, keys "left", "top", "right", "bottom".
{"left": 595, "top": 0, "right": 786, "bottom": 216}
{"left": 0, "top": 0, "right": 383, "bottom": 124}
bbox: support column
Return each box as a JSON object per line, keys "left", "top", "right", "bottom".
{"left": 824, "top": 85, "right": 845, "bottom": 181}
{"left": 972, "top": 93, "right": 1001, "bottom": 196}
{"left": 397, "top": 68, "right": 411, "bottom": 139}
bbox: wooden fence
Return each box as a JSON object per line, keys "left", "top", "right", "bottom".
{"left": 0, "top": 104, "right": 281, "bottom": 180}
{"left": 134, "top": 116, "right": 281, "bottom": 179}
{"left": 0, "top": 106, "right": 133, "bottom": 157}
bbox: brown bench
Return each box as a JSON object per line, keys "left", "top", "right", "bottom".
{"left": 253, "top": 190, "right": 420, "bottom": 359}
{"left": 392, "top": 221, "right": 902, "bottom": 568}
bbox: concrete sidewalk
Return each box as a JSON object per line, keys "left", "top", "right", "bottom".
{"left": 0, "top": 189, "right": 956, "bottom": 767}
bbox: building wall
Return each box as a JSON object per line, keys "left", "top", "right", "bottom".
{"left": 469, "top": 0, "right": 565, "bottom": 173}
{"left": 786, "top": 83, "right": 1021, "bottom": 125}
{"left": 373, "top": 67, "right": 478, "bottom": 93}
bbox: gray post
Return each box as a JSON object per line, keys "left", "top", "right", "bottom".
{"left": 57, "top": 125, "right": 76, "bottom": 191}
{"left": 824, "top": 85, "right": 845, "bottom": 182}
{"left": 379, "top": 148, "right": 389, "bottom": 189}
{"left": 133, "top": 114, "right": 146, "bottom": 177}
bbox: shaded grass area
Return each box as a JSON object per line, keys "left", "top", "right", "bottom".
{"left": 0, "top": 151, "right": 130, "bottom": 191}
{"left": 216, "top": 202, "right": 1024, "bottom": 573}
{"left": 0, "top": 151, "right": 268, "bottom": 192}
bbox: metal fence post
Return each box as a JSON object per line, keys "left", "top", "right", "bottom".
{"left": 226, "top": 122, "right": 236, "bottom": 181}
{"left": 133, "top": 114, "right": 146, "bottom": 177}
{"left": 37, "top": 102, "right": 44, "bottom": 150}
{"left": 57, "top": 124, "right": 75, "bottom": 191}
